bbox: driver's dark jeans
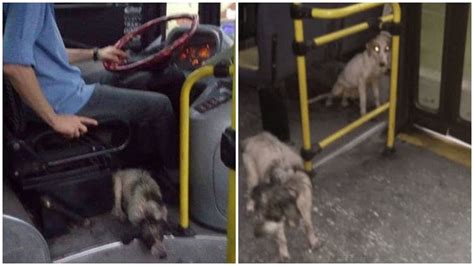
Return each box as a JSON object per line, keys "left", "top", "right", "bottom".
{"left": 77, "top": 66, "right": 185, "bottom": 172}
{"left": 81, "top": 67, "right": 185, "bottom": 118}
{"left": 77, "top": 84, "right": 179, "bottom": 171}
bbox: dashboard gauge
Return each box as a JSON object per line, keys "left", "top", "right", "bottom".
{"left": 177, "top": 43, "right": 215, "bottom": 69}
{"left": 198, "top": 45, "right": 211, "bottom": 59}
{"left": 171, "top": 31, "right": 218, "bottom": 71}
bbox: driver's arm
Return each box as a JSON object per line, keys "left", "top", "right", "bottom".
{"left": 4, "top": 4, "right": 97, "bottom": 139}
{"left": 66, "top": 47, "right": 128, "bottom": 64}
{"left": 4, "top": 64, "right": 98, "bottom": 138}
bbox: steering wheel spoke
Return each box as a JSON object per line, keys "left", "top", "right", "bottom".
{"left": 104, "top": 14, "right": 199, "bottom": 72}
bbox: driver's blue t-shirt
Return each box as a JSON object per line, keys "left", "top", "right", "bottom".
{"left": 3, "top": 3, "right": 95, "bottom": 114}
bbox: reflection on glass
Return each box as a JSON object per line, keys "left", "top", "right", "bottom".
{"left": 166, "top": 3, "right": 199, "bottom": 35}
{"left": 418, "top": 4, "right": 446, "bottom": 112}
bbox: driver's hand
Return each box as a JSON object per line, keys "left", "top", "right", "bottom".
{"left": 50, "top": 114, "right": 98, "bottom": 139}
{"left": 98, "top": 46, "right": 128, "bottom": 64}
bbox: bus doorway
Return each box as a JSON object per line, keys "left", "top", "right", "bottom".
{"left": 399, "top": 3, "right": 471, "bottom": 144}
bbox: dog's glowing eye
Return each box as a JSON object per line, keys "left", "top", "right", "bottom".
{"left": 373, "top": 45, "right": 380, "bottom": 53}
{"left": 385, "top": 46, "right": 390, "bottom": 52}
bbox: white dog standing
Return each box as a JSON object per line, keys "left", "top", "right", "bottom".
{"left": 326, "top": 31, "right": 392, "bottom": 116}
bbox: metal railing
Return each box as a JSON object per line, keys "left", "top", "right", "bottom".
{"left": 178, "top": 63, "right": 236, "bottom": 262}
{"left": 291, "top": 3, "right": 401, "bottom": 172}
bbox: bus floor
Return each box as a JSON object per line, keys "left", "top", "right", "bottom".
{"left": 48, "top": 205, "right": 226, "bottom": 263}
{"left": 238, "top": 83, "right": 470, "bottom": 263}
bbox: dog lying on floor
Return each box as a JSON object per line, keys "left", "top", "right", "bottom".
{"left": 242, "top": 132, "right": 320, "bottom": 261}
{"left": 112, "top": 168, "right": 169, "bottom": 258}
{"left": 326, "top": 31, "right": 392, "bottom": 116}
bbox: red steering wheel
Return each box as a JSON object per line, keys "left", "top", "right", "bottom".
{"left": 104, "top": 14, "right": 199, "bottom": 72}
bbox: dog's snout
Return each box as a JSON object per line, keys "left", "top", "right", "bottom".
{"left": 151, "top": 243, "right": 167, "bottom": 258}
{"left": 379, "top": 62, "right": 386, "bottom": 67}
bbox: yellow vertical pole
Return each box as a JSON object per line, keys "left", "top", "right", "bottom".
{"left": 226, "top": 65, "right": 236, "bottom": 263}
{"left": 293, "top": 3, "right": 313, "bottom": 172}
{"left": 179, "top": 66, "right": 214, "bottom": 231}
{"left": 386, "top": 4, "right": 401, "bottom": 149}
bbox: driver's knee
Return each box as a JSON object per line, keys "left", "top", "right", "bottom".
{"left": 143, "top": 93, "right": 175, "bottom": 120}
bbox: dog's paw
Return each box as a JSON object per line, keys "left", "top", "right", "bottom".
{"left": 111, "top": 208, "right": 127, "bottom": 221}
{"left": 310, "top": 237, "right": 322, "bottom": 250}
{"left": 279, "top": 253, "right": 290, "bottom": 262}
{"left": 111, "top": 207, "right": 121, "bottom": 216}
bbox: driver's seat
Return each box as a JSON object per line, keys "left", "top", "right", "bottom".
{"left": 4, "top": 76, "right": 131, "bottom": 238}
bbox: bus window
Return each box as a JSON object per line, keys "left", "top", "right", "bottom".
{"left": 166, "top": 3, "right": 199, "bottom": 35}
{"left": 417, "top": 4, "right": 446, "bottom": 112}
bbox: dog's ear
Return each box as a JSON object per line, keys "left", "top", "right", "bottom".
{"left": 251, "top": 184, "right": 264, "bottom": 201}
{"left": 145, "top": 204, "right": 164, "bottom": 221}
{"left": 274, "top": 187, "right": 297, "bottom": 207}
{"left": 366, "top": 40, "right": 380, "bottom": 57}
{"left": 366, "top": 39, "right": 373, "bottom": 53}
{"left": 252, "top": 184, "right": 272, "bottom": 210}
{"left": 120, "top": 224, "right": 142, "bottom": 244}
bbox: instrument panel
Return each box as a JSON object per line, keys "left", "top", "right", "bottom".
{"left": 168, "top": 28, "right": 220, "bottom": 71}
{"left": 175, "top": 40, "right": 217, "bottom": 70}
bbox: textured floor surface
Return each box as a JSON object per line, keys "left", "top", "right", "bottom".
{"left": 55, "top": 235, "right": 226, "bottom": 263}
{"left": 48, "top": 205, "right": 225, "bottom": 262}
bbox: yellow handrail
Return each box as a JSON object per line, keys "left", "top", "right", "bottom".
{"left": 179, "top": 65, "right": 214, "bottom": 230}
{"left": 226, "top": 64, "right": 236, "bottom": 263}
{"left": 387, "top": 3, "right": 401, "bottom": 149}
{"left": 179, "top": 63, "right": 235, "bottom": 262}
{"left": 311, "top": 3, "right": 384, "bottom": 19}
{"left": 293, "top": 3, "right": 313, "bottom": 172}
{"left": 314, "top": 14, "right": 394, "bottom": 46}
{"left": 292, "top": 3, "right": 402, "bottom": 171}
{"left": 319, "top": 103, "right": 389, "bottom": 149}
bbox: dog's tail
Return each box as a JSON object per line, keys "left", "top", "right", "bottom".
{"left": 308, "top": 92, "right": 332, "bottom": 105}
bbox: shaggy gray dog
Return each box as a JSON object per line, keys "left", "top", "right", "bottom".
{"left": 112, "top": 169, "right": 168, "bottom": 258}
{"left": 242, "top": 132, "right": 320, "bottom": 261}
